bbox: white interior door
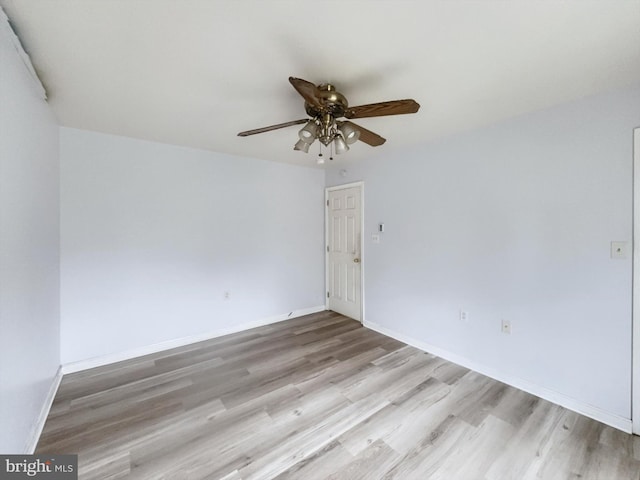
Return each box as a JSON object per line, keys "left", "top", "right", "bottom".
{"left": 327, "top": 185, "right": 362, "bottom": 321}
{"left": 633, "top": 127, "right": 639, "bottom": 435}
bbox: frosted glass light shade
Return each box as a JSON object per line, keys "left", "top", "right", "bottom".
{"left": 298, "top": 121, "right": 317, "bottom": 144}
{"left": 334, "top": 136, "right": 349, "bottom": 154}
{"left": 294, "top": 139, "right": 311, "bottom": 152}
{"left": 339, "top": 123, "right": 360, "bottom": 145}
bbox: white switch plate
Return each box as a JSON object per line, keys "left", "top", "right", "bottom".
{"left": 372, "top": 234, "right": 380, "bottom": 244}
{"left": 611, "top": 241, "right": 628, "bottom": 259}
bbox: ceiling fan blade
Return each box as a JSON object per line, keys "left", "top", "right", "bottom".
{"left": 289, "top": 77, "right": 322, "bottom": 108}
{"left": 237, "top": 119, "right": 308, "bottom": 137}
{"left": 345, "top": 99, "right": 420, "bottom": 119}
{"left": 343, "top": 121, "right": 386, "bottom": 146}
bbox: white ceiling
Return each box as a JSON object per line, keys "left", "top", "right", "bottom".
{"left": 2, "top": 0, "right": 640, "bottom": 166}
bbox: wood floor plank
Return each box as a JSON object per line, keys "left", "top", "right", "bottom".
{"left": 338, "top": 377, "right": 451, "bottom": 458}
{"left": 325, "top": 439, "right": 401, "bottom": 480}
{"left": 484, "top": 400, "right": 565, "bottom": 480}
{"left": 36, "top": 312, "right": 640, "bottom": 479}
{"left": 273, "top": 441, "right": 354, "bottom": 480}
{"left": 238, "top": 394, "right": 390, "bottom": 480}
{"left": 381, "top": 414, "right": 477, "bottom": 479}
{"left": 78, "top": 450, "right": 131, "bottom": 480}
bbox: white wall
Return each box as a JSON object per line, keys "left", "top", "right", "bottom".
{"left": 327, "top": 85, "right": 640, "bottom": 426}
{"left": 0, "top": 12, "right": 60, "bottom": 452}
{"left": 60, "top": 128, "right": 325, "bottom": 364}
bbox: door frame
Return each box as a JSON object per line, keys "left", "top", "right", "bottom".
{"left": 325, "top": 181, "right": 365, "bottom": 323}
{"left": 633, "top": 127, "right": 639, "bottom": 435}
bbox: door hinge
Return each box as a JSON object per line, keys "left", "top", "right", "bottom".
{"left": 326, "top": 199, "right": 329, "bottom": 207}
{"left": 327, "top": 245, "right": 329, "bottom": 252}
{"left": 327, "top": 291, "right": 330, "bottom": 298}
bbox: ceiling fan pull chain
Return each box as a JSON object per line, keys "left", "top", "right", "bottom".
{"left": 317, "top": 143, "right": 325, "bottom": 165}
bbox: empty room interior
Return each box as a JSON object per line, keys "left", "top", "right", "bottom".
{"left": 2, "top": 1, "right": 640, "bottom": 478}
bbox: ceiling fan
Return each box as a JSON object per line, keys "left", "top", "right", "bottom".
{"left": 238, "top": 77, "right": 420, "bottom": 161}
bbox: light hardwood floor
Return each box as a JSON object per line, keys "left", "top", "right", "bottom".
{"left": 37, "top": 311, "right": 640, "bottom": 479}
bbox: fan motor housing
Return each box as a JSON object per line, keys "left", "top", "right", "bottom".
{"left": 305, "top": 83, "right": 348, "bottom": 118}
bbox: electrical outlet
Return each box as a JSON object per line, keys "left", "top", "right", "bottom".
{"left": 460, "top": 310, "right": 469, "bottom": 322}
{"left": 501, "top": 319, "right": 511, "bottom": 335}
{"left": 224, "top": 291, "right": 230, "bottom": 300}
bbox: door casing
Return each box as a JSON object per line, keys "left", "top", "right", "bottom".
{"left": 633, "top": 127, "right": 639, "bottom": 435}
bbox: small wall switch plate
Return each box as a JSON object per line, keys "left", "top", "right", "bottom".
{"left": 372, "top": 234, "right": 380, "bottom": 244}
{"left": 501, "top": 319, "right": 511, "bottom": 335}
{"left": 378, "top": 223, "right": 385, "bottom": 233}
{"left": 610, "top": 241, "right": 628, "bottom": 259}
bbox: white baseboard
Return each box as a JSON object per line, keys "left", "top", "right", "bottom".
{"left": 25, "top": 366, "right": 63, "bottom": 453}
{"left": 62, "top": 305, "right": 326, "bottom": 375}
{"left": 364, "top": 321, "right": 633, "bottom": 434}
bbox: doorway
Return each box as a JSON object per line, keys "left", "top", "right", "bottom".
{"left": 326, "top": 182, "right": 364, "bottom": 322}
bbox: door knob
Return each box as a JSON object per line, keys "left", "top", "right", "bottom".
{"left": 353, "top": 258, "right": 360, "bottom": 263}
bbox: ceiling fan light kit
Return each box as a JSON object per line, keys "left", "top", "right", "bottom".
{"left": 238, "top": 76, "right": 420, "bottom": 162}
